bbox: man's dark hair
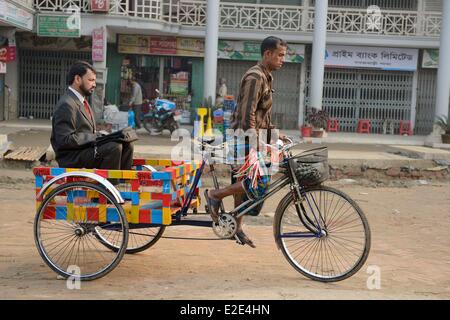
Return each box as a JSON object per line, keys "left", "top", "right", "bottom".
{"left": 260, "top": 36, "right": 287, "bottom": 56}
{"left": 67, "top": 61, "right": 96, "bottom": 85}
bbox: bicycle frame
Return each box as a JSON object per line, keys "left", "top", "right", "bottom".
{"left": 176, "top": 147, "right": 326, "bottom": 238}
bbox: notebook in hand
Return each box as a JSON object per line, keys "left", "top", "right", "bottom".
{"left": 95, "top": 127, "right": 139, "bottom": 146}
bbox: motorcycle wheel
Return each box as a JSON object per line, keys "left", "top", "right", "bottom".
{"left": 169, "top": 120, "right": 179, "bottom": 133}
{"left": 143, "top": 118, "right": 159, "bottom": 134}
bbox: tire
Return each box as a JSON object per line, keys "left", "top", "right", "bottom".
{"left": 34, "top": 182, "right": 129, "bottom": 281}
{"left": 95, "top": 224, "right": 165, "bottom": 254}
{"left": 143, "top": 118, "right": 157, "bottom": 134}
{"left": 273, "top": 186, "right": 371, "bottom": 282}
{"left": 169, "top": 119, "right": 179, "bottom": 133}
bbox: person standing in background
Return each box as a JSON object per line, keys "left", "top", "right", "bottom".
{"left": 128, "top": 77, "right": 143, "bottom": 129}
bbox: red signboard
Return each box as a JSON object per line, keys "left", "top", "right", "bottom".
{"left": 92, "top": 27, "right": 105, "bottom": 62}
{"left": 0, "top": 46, "right": 16, "bottom": 62}
{"left": 149, "top": 37, "right": 177, "bottom": 55}
{"left": 91, "top": 0, "right": 109, "bottom": 12}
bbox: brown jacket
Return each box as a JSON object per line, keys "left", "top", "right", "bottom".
{"left": 230, "top": 63, "right": 274, "bottom": 132}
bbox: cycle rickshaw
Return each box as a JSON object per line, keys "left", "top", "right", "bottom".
{"left": 33, "top": 137, "right": 370, "bottom": 282}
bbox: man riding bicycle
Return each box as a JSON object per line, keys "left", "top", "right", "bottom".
{"left": 204, "top": 36, "right": 288, "bottom": 248}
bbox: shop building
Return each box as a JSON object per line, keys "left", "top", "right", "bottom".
{"left": 0, "top": 0, "right": 34, "bottom": 121}
{"left": 12, "top": 0, "right": 446, "bottom": 135}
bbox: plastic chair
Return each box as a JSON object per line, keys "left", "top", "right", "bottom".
{"left": 399, "top": 121, "right": 413, "bottom": 136}
{"left": 357, "top": 120, "right": 370, "bottom": 134}
{"left": 327, "top": 118, "right": 339, "bottom": 132}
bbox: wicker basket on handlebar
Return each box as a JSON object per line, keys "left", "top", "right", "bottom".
{"left": 291, "top": 147, "right": 329, "bottom": 186}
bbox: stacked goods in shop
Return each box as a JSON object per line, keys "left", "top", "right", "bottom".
{"left": 223, "top": 96, "right": 236, "bottom": 137}
{"left": 169, "top": 72, "right": 189, "bottom": 95}
{"left": 213, "top": 109, "right": 224, "bottom": 134}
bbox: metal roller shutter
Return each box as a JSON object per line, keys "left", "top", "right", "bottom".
{"left": 415, "top": 68, "right": 437, "bottom": 135}
{"left": 19, "top": 49, "right": 91, "bottom": 119}
{"left": 217, "top": 59, "right": 301, "bottom": 129}
{"left": 305, "top": 68, "right": 414, "bottom": 133}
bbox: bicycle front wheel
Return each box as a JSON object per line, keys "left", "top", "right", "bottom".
{"left": 274, "top": 186, "right": 371, "bottom": 282}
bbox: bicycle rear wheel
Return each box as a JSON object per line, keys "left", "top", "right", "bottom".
{"left": 274, "top": 186, "right": 370, "bottom": 282}
{"left": 34, "top": 182, "right": 128, "bottom": 281}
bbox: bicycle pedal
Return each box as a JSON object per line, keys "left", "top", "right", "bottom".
{"left": 234, "top": 235, "right": 244, "bottom": 245}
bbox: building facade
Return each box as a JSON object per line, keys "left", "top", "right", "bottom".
{"left": 8, "top": 0, "right": 447, "bottom": 135}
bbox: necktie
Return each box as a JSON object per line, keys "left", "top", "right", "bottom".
{"left": 83, "top": 99, "right": 93, "bottom": 122}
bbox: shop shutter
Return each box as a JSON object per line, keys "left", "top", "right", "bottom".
{"left": 424, "top": 0, "right": 442, "bottom": 11}
{"left": 19, "top": 49, "right": 91, "bottom": 119}
{"left": 415, "top": 68, "right": 437, "bottom": 135}
{"left": 305, "top": 68, "right": 414, "bottom": 133}
{"left": 217, "top": 59, "right": 301, "bottom": 129}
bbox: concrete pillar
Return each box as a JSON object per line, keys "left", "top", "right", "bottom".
{"left": 435, "top": 0, "right": 450, "bottom": 119}
{"left": 203, "top": 0, "right": 220, "bottom": 105}
{"left": 410, "top": 70, "right": 418, "bottom": 131}
{"left": 4, "top": 58, "right": 18, "bottom": 120}
{"left": 298, "top": 58, "right": 307, "bottom": 127}
{"left": 309, "top": 0, "right": 328, "bottom": 111}
{"left": 0, "top": 28, "right": 18, "bottom": 120}
{"left": 92, "top": 25, "right": 108, "bottom": 121}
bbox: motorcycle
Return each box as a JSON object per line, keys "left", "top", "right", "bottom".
{"left": 142, "top": 90, "right": 181, "bottom": 135}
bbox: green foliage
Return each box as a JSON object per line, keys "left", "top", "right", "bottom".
{"left": 306, "top": 107, "right": 329, "bottom": 129}
{"left": 435, "top": 115, "right": 450, "bottom": 134}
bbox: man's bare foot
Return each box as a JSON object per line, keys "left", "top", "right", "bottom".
{"left": 204, "top": 189, "right": 221, "bottom": 224}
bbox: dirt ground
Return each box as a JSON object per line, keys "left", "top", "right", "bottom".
{"left": 1, "top": 169, "right": 450, "bottom": 300}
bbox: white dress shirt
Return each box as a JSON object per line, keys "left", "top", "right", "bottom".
{"left": 68, "top": 86, "right": 86, "bottom": 105}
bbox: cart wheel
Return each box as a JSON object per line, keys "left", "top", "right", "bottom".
{"left": 34, "top": 181, "right": 129, "bottom": 281}
{"left": 95, "top": 224, "right": 165, "bottom": 254}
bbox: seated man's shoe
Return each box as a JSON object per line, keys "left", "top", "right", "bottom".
{"left": 204, "top": 189, "right": 221, "bottom": 224}
{"left": 234, "top": 230, "right": 256, "bottom": 248}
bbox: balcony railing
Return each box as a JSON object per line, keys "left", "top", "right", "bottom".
{"left": 33, "top": 0, "right": 442, "bottom": 37}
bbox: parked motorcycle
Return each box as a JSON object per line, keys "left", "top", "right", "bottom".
{"left": 142, "top": 90, "right": 181, "bottom": 135}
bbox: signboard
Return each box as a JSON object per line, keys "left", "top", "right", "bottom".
{"left": 92, "top": 27, "right": 106, "bottom": 62}
{"left": 37, "top": 14, "right": 81, "bottom": 38}
{"left": 0, "top": 0, "right": 34, "bottom": 31}
{"left": 149, "top": 36, "right": 177, "bottom": 55}
{"left": 176, "top": 38, "right": 204, "bottom": 57}
{"left": 0, "top": 46, "right": 15, "bottom": 62}
{"left": 422, "top": 49, "right": 439, "bottom": 69}
{"left": 325, "top": 45, "right": 419, "bottom": 71}
{"left": 218, "top": 40, "right": 305, "bottom": 63}
{"left": 17, "top": 33, "right": 91, "bottom": 52}
{"left": 91, "top": 0, "right": 109, "bottom": 12}
{"left": 118, "top": 35, "right": 204, "bottom": 57}
{"left": 0, "top": 30, "right": 16, "bottom": 62}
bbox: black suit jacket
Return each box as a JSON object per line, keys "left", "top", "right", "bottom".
{"left": 51, "top": 89, "right": 98, "bottom": 167}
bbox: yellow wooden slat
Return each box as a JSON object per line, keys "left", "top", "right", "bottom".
{"left": 158, "top": 159, "right": 172, "bottom": 167}
{"left": 162, "top": 207, "right": 172, "bottom": 225}
{"left": 99, "top": 205, "right": 107, "bottom": 223}
{"left": 131, "top": 206, "right": 140, "bottom": 224}
{"left": 108, "top": 170, "right": 123, "bottom": 179}
{"left": 139, "top": 192, "right": 151, "bottom": 201}
{"left": 67, "top": 203, "right": 74, "bottom": 221}
{"left": 122, "top": 170, "right": 138, "bottom": 180}
{"left": 145, "top": 159, "right": 159, "bottom": 166}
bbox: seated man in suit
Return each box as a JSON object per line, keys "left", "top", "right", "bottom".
{"left": 51, "top": 61, "right": 134, "bottom": 170}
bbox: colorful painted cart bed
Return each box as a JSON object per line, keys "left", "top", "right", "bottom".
{"left": 33, "top": 158, "right": 202, "bottom": 280}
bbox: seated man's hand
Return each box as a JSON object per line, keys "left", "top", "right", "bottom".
{"left": 279, "top": 134, "right": 289, "bottom": 142}
{"left": 98, "top": 130, "right": 109, "bottom": 136}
